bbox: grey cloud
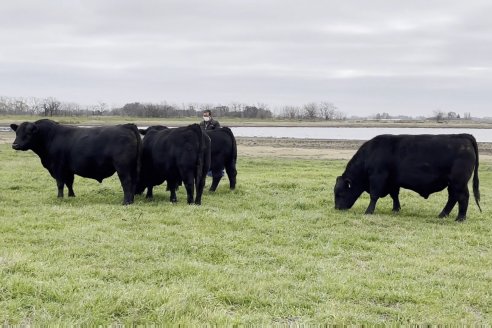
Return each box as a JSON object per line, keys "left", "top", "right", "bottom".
{"left": 1, "top": 0, "right": 492, "bottom": 116}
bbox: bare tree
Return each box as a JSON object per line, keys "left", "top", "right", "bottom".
{"left": 333, "top": 110, "right": 347, "bottom": 120}
{"left": 60, "top": 102, "right": 82, "bottom": 116}
{"left": 303, "top": 102, "right": 318, "bottom": 120}
{"left": 43, "top": 97, "right": 61, "bottom": 116}
{"left": 319, "top": 101, "right": 337, "bottom": 120}
{"left": 447, "top": 111, "right": 457, "bottom": 119}
{"left": 433, "top": 109, "right": 445, "bottom": 122}
{"left": 0, "top": 97, "right": 9, "bottom": 114}
{"left": 26, "top": 97, "right": 44, "bottom": 115}
{"left": 229, "top": 102, "right": 245, "bottom": 118}
{"left": 281, "top": 105, "right": 300, "bottom": 119}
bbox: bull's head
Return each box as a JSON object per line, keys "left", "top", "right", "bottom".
{"left": 334, "top": 175, "right": 363, "bottom": 210}
{"left": 10, "top": 122, "right": 38, "bottom": 151}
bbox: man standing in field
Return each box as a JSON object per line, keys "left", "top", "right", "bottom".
{"left": 200, "top": 109, "right": 221, "bottom": 130}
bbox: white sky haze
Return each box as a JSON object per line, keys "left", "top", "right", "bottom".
{"left": 1, "top": 1, "right": 491, "bottom": 117}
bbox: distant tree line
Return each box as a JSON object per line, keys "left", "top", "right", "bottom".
{"left": 0, "top": 95, "right": 478, "bottom": 121}
{"left": 372, "top": 110, "right": 473, "bottom": 121}
{"left": 432, "top": 110, "right": 472, "bottom": 121}
{"left": 0, "top": 96, "right": 107, "bottom": 117}
{"left": 279, "top": 102, "right": 346, "bottom": 120}
{"left": 0, "top": 96, "right": 275, "bottom": 119}
{"left": 112, "top": 102, "right": 274, "bottom": 119}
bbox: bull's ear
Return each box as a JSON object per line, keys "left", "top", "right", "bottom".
{"left": 10, "top": 124, "right": 18, "bottom": 131}
{"left": 29, "top": 124, "right": 39, "bottom": 135}
{"left": 345, "top": 178, "right": 352, "bottom": 189}
{"left": 138, "top": 129, "right": 147, "bottom": 135}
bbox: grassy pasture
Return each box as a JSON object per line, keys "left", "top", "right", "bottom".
{"left": 0, "top": 143, "right": 491, "bottom": 325}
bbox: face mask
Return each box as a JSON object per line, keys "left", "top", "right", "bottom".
{"left": 203, "top": 116, "right": 210, "bottom": 122}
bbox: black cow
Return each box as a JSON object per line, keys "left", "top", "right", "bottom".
{"left": 334, "top": 134, "right": 481, "bottom": 221}
{"left": 137, "top": 124, "right": 211, "bottom": 205}
{"left": 11, "top": 119, "right": 141, "bottom": 204}
{"left": 206, "top": 127, "right": 237, "bottom": 191}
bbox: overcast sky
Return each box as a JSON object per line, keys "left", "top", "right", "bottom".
{"left": 1, "top": 1, "right": 491, "bottom": 117}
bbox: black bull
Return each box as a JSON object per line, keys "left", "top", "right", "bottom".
{"left": 334, "top": 134, "right": 481, "bottom": 221}
{"left": 136, "top": 124, "right": 211, "bottom": 205}
{"left": 11, "top": 119, "right": 141, "bottom": 204}
{"left": 206, "top": 127, "right": 237, "bottom": 191}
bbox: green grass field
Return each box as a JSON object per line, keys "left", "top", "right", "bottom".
{"left": 0, "top": 143, "right": 491, "bottom": 325}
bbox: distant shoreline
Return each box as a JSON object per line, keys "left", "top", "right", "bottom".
{"left": 1, "top": 116, "right": 492, "bottom": 129}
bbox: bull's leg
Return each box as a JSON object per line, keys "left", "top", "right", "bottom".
{"left": 365, "top": 197, "right": 379, "bottom": 214}
{"left": 225, "top": 162, "right": 237, "bottom": 190}
{"left": 56, "top": 179, "right": 64, "bottom": 198}
{"left": 365, "top": 173, "right": 387, "bottom": 214}
{"left": 209, "top": 168, "right": 223, "bottom": 192}
{"left": 146, "top": 186, "right": 154, "bottom": 199}
{"left": 167, "top": 180, "right": 178, "bottom": 203}
{"left": 390, "top": 188, "right": 400, "bottom": 212}
{"left": 195, "top": 171, "right": 206, "bottom": 205}
{"left": 117, "top": 172, "right": 134, "bottom": 205}
{"left": 169, "top": 188, "right": 177, "bottom": 203}
{"left": 455, "top": 187, "right": 470, "bottom": 222}
{"left": 438, "top": 187, "right": 458, "bottom": 218}
{"left": 184, "top": 178, "right": 195, "bottom": 205}
{"left": 66, "top": 173, "right": 75, "bottom": 197}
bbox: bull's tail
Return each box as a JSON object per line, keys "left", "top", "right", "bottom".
{"left": 122, "top": 123, "right": 142, "bottom": 193}
{"left": 189, "top": 123, "right": 205, "bottom": 177}
{"left": 222, "top": 127, "right": 237, "bottom": 166}
{"left": 189, "top": 124, "right": 209, "bottom": 204}
{"left": 468, "top": 134, "right": 481, "bottom": 212}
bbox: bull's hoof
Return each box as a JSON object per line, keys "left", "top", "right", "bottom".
{"left": 208, "top": 188, "right": 216, "bottom": 192}
{"left": 438, "top": 212, "right": 448, "bottom": 218}
{"left": 392, "top": 207, "right": 401, "bottom": 213}
{"left": 455, "top": 216, "right": 466, "bottom": 222}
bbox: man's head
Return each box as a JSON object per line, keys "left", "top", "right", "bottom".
{"left": 203, "top": 110, "right": 212, "bottom": 122}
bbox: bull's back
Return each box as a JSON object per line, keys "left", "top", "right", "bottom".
{"left": 147, "top": 127, "right": 200, "bottom": 168}
{"left": 65, "top": 126, "right": 140, "bottom": 178}
{"left": 208, "top": 128, "right": 235, "bottom": 158}
{"left": 393, "top": 135, "right": 475, "bottom": 171}
{"left": 378, "top": 134, "right": 477, "bottom": 194}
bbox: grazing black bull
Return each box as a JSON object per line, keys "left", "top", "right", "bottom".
{"left": 334, "top": 134, "right": 481, "bottom": 221}
{"left": 137, "top": 124, "right": 211, "bottom": 205}
{"left": 206, "top": 127, "right": 237, "bottom": 191}
{"left": 11, "top": 119, "right": 141, "bottom": 204}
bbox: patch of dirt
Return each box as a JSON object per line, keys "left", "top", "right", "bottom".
{"left": 236, "top": 137, "right": 363, "bottom": 159}
{"left": 0, "top": 132, "right": 14, "bottom": 145}
{"left": 236, "top": 137, "right": 492, "bottom": 161}
{"left": 3, "top": 132, "right": 492, "bottom": 161}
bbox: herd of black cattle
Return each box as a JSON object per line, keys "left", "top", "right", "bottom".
{"left": 10, "top": 119, "right": 481, "bottom": 221}
{"left": 10, "top": 119, "right": 237, "bottom": 206}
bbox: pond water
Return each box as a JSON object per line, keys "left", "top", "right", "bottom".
{"left": 230, "top": 127, "right": 492, "bottom": 142}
